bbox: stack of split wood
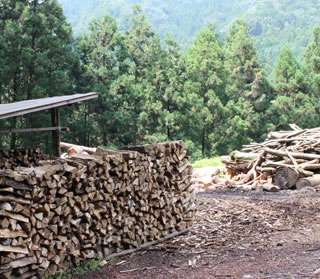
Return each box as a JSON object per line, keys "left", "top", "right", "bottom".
{"left": 222, "top": 124, "right": 320, "bottom": 191}
{"left": 0, "top": 148, "right": 47, "bottom": 170}
{"left": 0, "top": 141, "right": 195, "bottom": 278}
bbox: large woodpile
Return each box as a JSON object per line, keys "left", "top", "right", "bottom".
{"left": 0, "top": 141, "right": 195, "bottom": 278}
{"left": 0, "top": 148, "right": 47, "bottom": 170}
{"left": 223, "top": 124, "right": 320, "bottom": 191}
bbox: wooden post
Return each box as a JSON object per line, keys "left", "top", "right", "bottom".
{"left": 51, "top": 108, "right": 61, "bottom": 157}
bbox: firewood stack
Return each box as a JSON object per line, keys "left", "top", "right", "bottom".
{"left": 0, "top": 148, "right": 47, "bottom": 170}
{"left": 0, "top": 141, "right": 195, "bottom": 278}
{"left": 223, "top": 124, "right": 320, "bottom": 190}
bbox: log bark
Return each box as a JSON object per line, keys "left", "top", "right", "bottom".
{"left": 0, "top": 245, "right": 28, "bottom": 254}
{"left": 262, "top": 183, "right": 280, "bottom": 192}
{"left": 274, "top": 167, "right": 299, "bottom": 189}
{"left": 0, "top": 229, "right": 27, "bottom": 238}
{"left": 229, "top": 151, "right": 259, "bottom": 161}
{"left": 296, "top": 175, "right": 320, "bottom": 190}
{"left": 264, "top": 148, "right": 320, "bottom": 160}
{"left": 0, "top": 256, "right": 37, "bottom": 271}
{"left": 60, "top": 142, "right": 96, "bottom": 155}
{"left": 0, "top": 141, "right": 195, "bottom": 277}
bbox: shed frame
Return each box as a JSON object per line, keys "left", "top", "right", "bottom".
{"left": 0, "top": 92, "right": 98, "bottom": 157}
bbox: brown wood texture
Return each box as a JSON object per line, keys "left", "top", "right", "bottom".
{"left": 224, "top": 125, "right": 320, "bottom": 189}
{"left": 0, "top": 141, "right": 195, "bottom": 278}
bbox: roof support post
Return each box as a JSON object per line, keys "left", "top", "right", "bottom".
{"left": 51, "top": 107, "right": 61, "bottom": 157}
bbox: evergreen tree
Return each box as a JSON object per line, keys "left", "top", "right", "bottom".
{"left": 142, "top": 35, "right": 187, "bottom": 144}
{"left": 119, "top": 5, "right": 163, "bottom": 145}
{"left": 75, "top": 14, "right": 124, "bottom": 147}
{"left": 224, "top": 19, "right": 272, "bottom": 148}
{"left": 184, "top": 24, "right": 227, "bottom": 158}
{"left": 76, "top": 6, "right": 167, "bottom": 148}
{"left": 161, "top": 36, "right": 187, "bottom": 141}
{"left": 0, "top": 0, "right": 79, "bottom": 150}
{"left": 304, "top": 26, "right": 320, "bottom": 96}
{"left": 267, "top": 46, "right": 318, "bottom": 130}
{"left": 225, "top": 19, "right": 261, "bottom": 99}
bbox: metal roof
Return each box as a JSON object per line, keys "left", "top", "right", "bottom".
{"left": 0, "top": 92, "right": 98, "bottom": 120}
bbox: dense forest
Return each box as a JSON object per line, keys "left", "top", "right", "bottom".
{"left": 1, "top": 0, "right": 320, "bottom": 161}
{"left": 58, "top": 0, "right": 320, "bottom": 72}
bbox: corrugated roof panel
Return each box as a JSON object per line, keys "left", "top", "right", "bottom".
{"left": 0, "top": 93, "right": 98, "bottom": 119}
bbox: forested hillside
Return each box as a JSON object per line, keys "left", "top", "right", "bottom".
{"left": 58, "top": 0, "right": 320, "bottom": 70}
{"left": 57, "top": 0, "right": 253, "bottom": 43}
{"left": 1, "top": 0, "right": 320, "bottom": 162}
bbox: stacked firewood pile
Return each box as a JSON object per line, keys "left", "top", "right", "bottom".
{"left": 0, "top": 141, "right": 195, "bottom": 278}
{"left": 223, "top": 124, "right": 320, "bottom": 191}
{"left": 0, "top": 148, "right": 48, "bottom": 169}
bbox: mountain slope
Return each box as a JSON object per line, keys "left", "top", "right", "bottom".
{"left": 58, "top": 0, "right": 320, "bottom": 70}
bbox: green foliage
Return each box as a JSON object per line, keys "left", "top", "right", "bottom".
{"left": 58, "top": 0, "right": 320, "bottom": 71}
{"left": 46, "top": 258, "right": 101, "bottom": 279}
{"left": 184, "top": 24, "right": 228, "bottom": 157}
{"left": 72, "top": 13, "right": 126, "bottom": 147}
{"left": 74, "top": 6, "right": 188, "bottom": 149}
{"left": 192, "top": 157, "right": 223, "bottom": 168}
{"left": 0, "top": 0, "right": 79, "bottom": 151}
{"left": 2, "top": 2, "right": 320, "bottom": 162}
{"left": 266, "top": 45, "right": 319, "bottom": 130}
{"left": 108, "top": 256, "right": 117, "bottom": 265}
{"left": 304, "top": 26, "right": 320, "bottom": 95}
{"left": 223, "top": 19, "right": 272, "bottom": 152}
{"left": 250, "top": 0, "right": 320, "bottom": 73}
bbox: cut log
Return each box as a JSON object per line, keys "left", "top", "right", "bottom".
{"left": 0, "top": 141, "right": 195, "bottom": 277}
{"left": 262, "top": 183, "right": 280, "bottom": 192}
{"left": 0, "top": 229, "right": 27, "bottom": 238}
{"left": 0, "top": 177, "right": 31, "bottom": 191}
{"left": 0, "top": 256, "right": 36, "bottom": 271}
{"left": 285, "top": 149, "right": 313, "bottom": 177}
{"left": 0, "top": 195, "right": 30, "bottom": 205}
{"left": 229, "top": 151, "right": 259, "bottom": 161}
{"left": 60, "top": 142, "right": 96, "bottom": 155}
{"left": 0, "top": 210, "right": 29, "bottom": 223}
{"left": 296, "top": 175, "right": 320, "bottom": 190}
{"left": 264, "top": 148, "right": 320, "bottom": 160}
{"left": 0, "top": 245, "right": 28, "bottom": 254}
{"left": 274, "top": 167, "right": 299, "bottom": 189}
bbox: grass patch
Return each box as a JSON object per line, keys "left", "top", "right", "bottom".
{"left": 192, "top": 157, "right": 224, "bottom": 168}
{"left": 72, "top": 259, "right": 101, "bottom": 276}
{"left": 47, "top": 259, "right": 102, "bottom": 279}
{"left": 108, "top": 256, "right": 117, "bottom": 265}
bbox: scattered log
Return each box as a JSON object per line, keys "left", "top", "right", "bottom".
{"left": 262, "top": 183, "right": 280, "bottom": 192}
{"left": 274, "top": 167, "right": 299, "bottom": 189}
{"left": 229, "top": 151, "right": 259, "bottom": 161}
{"left": 60, "top": 142, "right": 96, "bottom": 155}
{"left": 224, "top": 125, "right": 320, "bottom": 191}
{"left": 296, "top": 175, "right": 320, "bottom": 190}
{"left": 264, "top": 148, "right": 320, "bottom": 160}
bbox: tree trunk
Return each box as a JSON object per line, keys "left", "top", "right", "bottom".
{"left": 202, "top": 127, "right": 205, "bottom": 158}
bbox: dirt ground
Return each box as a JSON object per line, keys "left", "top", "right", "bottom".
{"left": 76, "top": 187, "right": 320, "bottom": 279}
